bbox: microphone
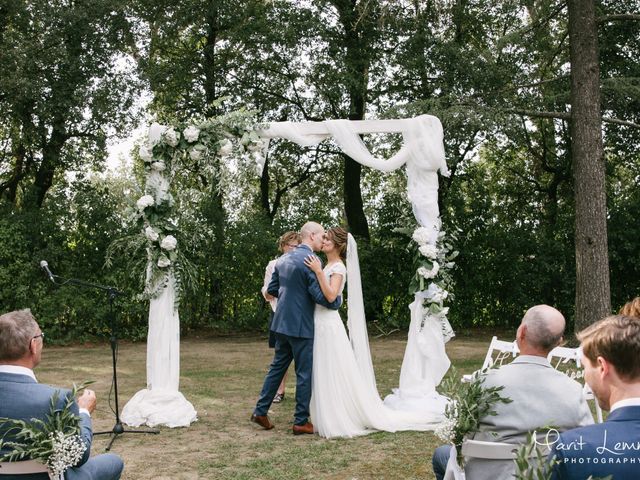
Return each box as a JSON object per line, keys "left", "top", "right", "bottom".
{"left": 40, "top": 260, "right": 55, "bottom": 283}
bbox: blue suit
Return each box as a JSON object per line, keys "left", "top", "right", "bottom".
{"left": 549, "top": 405, "right": 640, "bottom": 480}
{"left": 255, "top": 244, "right": 341, "bottom": 425}
{"left": 0, "top": 372, "right": 124, "bottom": 480}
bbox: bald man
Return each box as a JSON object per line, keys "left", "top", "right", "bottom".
{"left": 252, "top": 222, "right": 342, "bottom": 435}
{"left": 432, "top": 305, "right": 594, "bottom": 480}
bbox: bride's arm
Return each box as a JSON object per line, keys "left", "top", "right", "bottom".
{"left": 304, "top": 256, "right": 342, "bottom": 303}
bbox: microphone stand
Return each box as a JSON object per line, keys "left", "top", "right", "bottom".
{"left": 43, "top": 269, "right": 159, "bottom": 451}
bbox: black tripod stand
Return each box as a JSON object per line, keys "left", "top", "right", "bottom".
{"left": 41, "top": 262, "right": 159, "bottom": 451}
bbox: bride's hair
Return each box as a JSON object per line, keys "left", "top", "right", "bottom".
{"left": 326, "top": 227, "right": 348, "bottom": 261}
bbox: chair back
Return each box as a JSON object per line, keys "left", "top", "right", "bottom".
{"left": 462, "top": 336, "right": 519, "bottom": 382}
{"left": 0, "top": 459, "right": 50, "bottom": 475}
{"left": 482, "top": 336, "right": 520, "bottom": 370}
{"left": 546, "top": 345, "right": 604, "bottom": 423}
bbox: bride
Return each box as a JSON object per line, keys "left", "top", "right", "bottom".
{"left": 304, "top": 227, "right": 444, "bottom": 438}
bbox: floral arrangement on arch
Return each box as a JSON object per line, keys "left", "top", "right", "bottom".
{"left": 400, "top": 225, "right": 459, "bottom": 341}
{"left": 133, "top": 108, "right": 266, "bottom": 304}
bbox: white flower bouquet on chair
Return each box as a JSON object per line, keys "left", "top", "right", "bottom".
{"left": 0, "top": 383, "right": 91, "bottom": 480}
{"left": 437, "top": 368, "right": 512, "bottom": 475}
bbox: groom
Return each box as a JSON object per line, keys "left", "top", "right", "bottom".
{"left": 252, "top": 222, "right": 342, "bottom": 434}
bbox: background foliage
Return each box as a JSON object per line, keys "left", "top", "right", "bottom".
{"left": 0, "top": 0, "right": 638, "bottom": 342}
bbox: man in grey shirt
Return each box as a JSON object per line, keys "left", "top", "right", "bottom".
{"left": 432, "top": 305, "right": 594, "bottom": 480}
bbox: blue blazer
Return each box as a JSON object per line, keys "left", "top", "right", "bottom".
{"left": 267, "top": 244, "right": 341, "bottom": 339}
{"left": 550, "top": 405, "right": 640, "bottom": 480}
{"left": 0, "top": 372, "right": 93, "bottom": 479}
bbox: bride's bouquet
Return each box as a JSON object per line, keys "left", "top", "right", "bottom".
{"left": 0, "top": 382, "right": 91, "bottom": 480}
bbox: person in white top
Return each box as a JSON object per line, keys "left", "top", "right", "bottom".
{"left": 261, "top": 231, "right": 300, "bottom": 403}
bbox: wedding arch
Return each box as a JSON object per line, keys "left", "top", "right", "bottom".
{"left": 121, "top": 112, "right": 456, "bottom": 428}
{"left": 258, "top": 115, "right": 455, "bottom": 415}
{"left": 121, "top": 110, "right": 265, "bottom": 428}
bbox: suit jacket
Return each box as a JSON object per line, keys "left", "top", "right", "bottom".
{"left": 550, "top": 405, "right": 640, "bottom": 480}
{"left": 465, "top": 355, "right": 594, "bottom": 480}
{"left": 267, "top": 244, "right": 341, "bottom": 339}
{"left": 0, "top": 371, "right": 92, "bottom": 479}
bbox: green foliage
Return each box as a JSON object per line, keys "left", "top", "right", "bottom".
{"left": 0, "top": 0, "right": 638, "bottom": 341}
{"left": 0, "top": 381, "right": 92, "bottom": 476}
{"left": 438, "top": 367, "right": 513, "bottom": 465}
{"left": 514, "top": 432, "right": 556, "bottom": 480}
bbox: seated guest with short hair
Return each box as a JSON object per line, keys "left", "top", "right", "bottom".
{"left": 432, "top": 305, "right": 593, "bottom": 480}
{"left": 549, "top": 314, "right": 640, "bottom": 480}
{"left": 0, "top": 309, "right": 124, "bottom": 479}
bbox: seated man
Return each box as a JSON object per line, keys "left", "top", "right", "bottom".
{"left": 432, "top": 305, "right": 593, "bottom": 480}
{"left": 0, "top": 309, "right": 124, "bottom": 479}
{"left": 549, "top": 314, "right": 640, "bottom": 480}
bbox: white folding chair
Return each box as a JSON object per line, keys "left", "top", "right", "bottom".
{"left": 461, "top": 439, "right": 520, "bottom": 459}
{"left": 443, "top": 438, "right": 535, "bottom": 480}
{"left": 0, "top": 459, "right": 50, "bottom": 475}
{"left": 443, "top": 444, "right": 465, "bottom": 480}
{"left": 462, "top": 336, "right": 519, "bottom": 382}
{"left": 546, "top": 345, "right": 604, "bottom": 423}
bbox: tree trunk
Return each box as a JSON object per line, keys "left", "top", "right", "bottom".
{"left": 335, "top": 0, "right": 372, "bottom": 240}
{"left": 204, "top": 4, "right": 225, "bottom": 320}
{"left": 259, "top": 154, "right": 273, "bottom": 222}
{"left": 568, "top": 0, "right": 611, "bottom": 331}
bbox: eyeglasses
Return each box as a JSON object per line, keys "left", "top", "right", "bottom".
{"left": 32, "top": 333, "right": 45, "bottom": 341}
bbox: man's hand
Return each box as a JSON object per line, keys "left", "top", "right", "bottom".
{"left": 264, "top": 292, "right": 275, "bottom": 302}
{"left": 77, "top": 389, "right": 97, "bottom": 414}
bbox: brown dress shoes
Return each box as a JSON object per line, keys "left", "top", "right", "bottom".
{"left": 292, "top": 421, "right": 314, "bottom": 435}
{"left": 251, "top": 414, "right": 274, "bottom": 430}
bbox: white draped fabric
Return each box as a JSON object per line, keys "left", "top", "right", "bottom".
{"left": 121, "top": 252, "right": 197, "bottom": 427}
{"left": 346, "top": 233, "right": 377, "bottom": 394}
{"left": 261, "top": 115, "right": 452, "bottom": 415}
{"left": 383, "top": 295, "right": 450, "bottom": 416}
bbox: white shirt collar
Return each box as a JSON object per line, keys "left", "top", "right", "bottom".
{"left": 0, "top": 364, "right": 37, "bottom": 381}
{"left": 611, "top": 397, "right": 640, "bottom": 412}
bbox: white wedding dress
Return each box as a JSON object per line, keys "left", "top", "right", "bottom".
{"left": 310, "top": 242, "right": 445, "bottom": 438}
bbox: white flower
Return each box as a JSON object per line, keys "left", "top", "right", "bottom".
{"left": 139, "top": 145, "right": 153, "bottom": 163}
{"left": 47, "top": 432, "right": 86, "bottom": 479}
{"left": 183, "top": 126, "right": 200, "bottom": 143}
{"left": 419, "top": 244, "right": 438, "bottom": 259}
{"left": 163, "top": 128, "right": 179, "bottom": 147}
{"left": 148, "top": 123, "right": 167, "bottom": 145}
{"left": 136, "top": 195, "right": 154, "bottom": 210}
{"left": 434, "top": 417, "right": 456, "bottom": 443}
{"left": 425, "top": 283, "right": 448, "bottom": 303}
{"left": 412, "top": 227, "right": 432, "bottom": 246}
{"left": 160, "top": 235, "right": 177, "bottom": 251}
{"left": 151, "top": 161, "right": 166, "bottom": 171}
{"left": 418, "top": 261, "right": 439, "bottom": 279}
{"left": 218, "top": 139, "right": 233, "bottom": 157}
{"left": 157, "top": 255, "right": 171, "bottom": 268}
{"left": 145, "top": 226, "right": 159, "bottom": 242}
{"left": 189, "top": 147, "right": 204, "bottom": 161}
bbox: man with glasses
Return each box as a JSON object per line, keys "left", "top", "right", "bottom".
{"left": 0, "top": 309, "right": 124, "bottom": 479}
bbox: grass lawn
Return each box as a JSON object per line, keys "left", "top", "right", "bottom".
{"left": 36, "top": 332, "right": 491, "bottom": 479}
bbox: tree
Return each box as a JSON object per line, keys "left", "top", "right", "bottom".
{"left": 0, "top": 0, "right": 140, "bottom": 209}
{"left": 568, "top": 0, "right": 610, "bottom": 330}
